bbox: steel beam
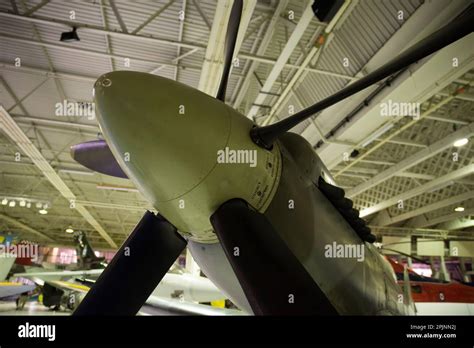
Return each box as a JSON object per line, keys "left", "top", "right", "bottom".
{"left": 232, "top": 0, "right": 289, "bottom": 109}
{"left": 0, "top": 105, "right": 117, "bottom": 248}
{"left": 0, "top": 11, "right": 355, "bottom": 82}
{"left": 406, "top": 207, "right": 474, "bottom": 229}
{"left": 0, "top": 212, "right": 55, "bottom": 242}
{"left": 260, "top": 0, "right": 354, "bottom": 125}
{"left": 173, "top": 0, "right": 187, "bottom": 81}
{"left": 0, "top": 34, "right": 202, "bottom": 72}
{"left": 99, "top": 0, "right": 115, "bottom": 71}
{"left": 198, "top": 0, "right": 256, "bottom": 97}
{"left": 370, "top": 225, "right": 474, "bottom": 240}
{"left": 359, "top": 164, "right": 474, "bottom": 218}
{"left": 11, "top": 115, "right": 100, "bottom": 131}
{"left": 23, "top": 0, "right": 50, "bottom": 16}
{"left": 346, "top": 122, "right": 474, "bottom": 198}
{"left": 0, "top": 11, "right": 205, "bottom": 50}
{"left": 132, "top": 0, "right": 175, "bottom": 34}
{"left": 246, "top": 0, "right": 314, "bottom": 119}
{"left": 301, "top": 0, "right": 474, "bottom": 168}
{"left": 6, "top": 78, "right": 50, "bottom": 113}
{"left": 374, "top": 191, "right": 474, "bottom": 226}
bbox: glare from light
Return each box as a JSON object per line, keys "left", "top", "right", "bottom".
{"left": 38, "top": 209, "right": 48, "bottom": 215}
{"left": 65, "top": 227, "right": 74, "bottom": 233}
{"left": 9, "top": 201, "right": 16, "bottom": 207}
{"left": 454, "top": 206, "right": 465, "bottom": 212}
{"left": 453, "top": 138, "right": 468, "bottom": 147}
{"left": 1, "top": 198, "right": 7, "bottom": 205}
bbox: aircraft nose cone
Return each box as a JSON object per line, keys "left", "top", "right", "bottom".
{"left": 92, "top": 71, "right": 232, "bottom": 203}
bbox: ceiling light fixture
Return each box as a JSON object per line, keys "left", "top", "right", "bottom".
{"left": 26, "top": 202, "right": 31, "bottom": 208}
{"left": 19, "top": 200, "right": 26, "bottom": 207}
{"left": 8, "top": 200, "right": 16, "bottom": 207}
{"left": 453, "top": 138, "right": 468, "bottom": 147}
{"left": 1, "top": 198, "right": 7, "bottom": 205}
{"left": 454, "top": 206, "right": 465, "bottom": 212}
{"left": 60, "top": 26, "right": 80, "bottom": 42}
{"left": 38, "top": 209, "right": 48, "bottom": 215}
{"left": 65, "top": 227, "right": 74, "bottom": 233}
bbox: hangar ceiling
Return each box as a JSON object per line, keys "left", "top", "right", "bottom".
{"left": 0, "top": 0, "right": 473, "bottom": 250}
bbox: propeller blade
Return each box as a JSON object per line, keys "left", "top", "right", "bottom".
{"left": 73, "top": 211, "right": 186, "bottom": 315}
{"left": 210, "top": 199, "right": 338, "bottom": 315}
{"left": 250, "top": 6, "right": 474, "bottom": 149}
{"left": 215, "top": 0, "right": 243, "bottom": 101}
{"left": 71, "top": 139, "right": 128, "bottom": 178}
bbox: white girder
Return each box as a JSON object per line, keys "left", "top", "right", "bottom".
{"left": 406, "top": 207, "right": 474, "bottom": 229}
{"left": 359, "top": 164, "right": 474, "bottom": 218}
{"left": 198, "top": 0, "right": 257, "bottom": 97}
{"left": 246, "top": 0, "right": 314, "bottom": 119}
{"left": 232, "top": 0, "right": 289, "bottom": 110}
{"left": 0, "top": 105, "right": 117, "bottom": 248}
{"left": 300, "top": 0, "right": 473, "bottom": 168}
{"left": 346, "top": 122, "right": 474, "bottom": 198}
{"left": 372, "top": 191, "right": 474, "bottom": 226}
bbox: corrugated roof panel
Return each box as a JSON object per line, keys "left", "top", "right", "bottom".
{"left": 27, "top": 0, "right": 104, "bottom": 27}
{"left": 272, "top": 0, "right": 423, "bottom": 129}
{"left": 1, "top": 39, "right": 51, "bottom": 70}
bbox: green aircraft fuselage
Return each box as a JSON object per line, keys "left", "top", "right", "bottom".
{"left": 93, "top": 71, "right": 413, "bottom": 315}
{"left": 94, "top": 71, "right": 281, "bottom": 243}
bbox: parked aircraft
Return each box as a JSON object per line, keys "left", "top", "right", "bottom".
{"left": 387, "top": 257, "right": 474, "bottom": 315}
{"left": 13, "top": 231, "right": 225, "bottom": 312}
{"left": 0, "top": 240, "right": 35, "bottom": 301}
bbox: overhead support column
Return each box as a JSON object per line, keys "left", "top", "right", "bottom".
{"left": 109, "top": 0, "right": 128, "bottom": 33}
{"left": 0, "top": 34, "right": 203, "bottom": 72}
{"left": 246, "top": 0, "right": 315, "bottom": 119}
{"left": 232, "top": 0, "right": 289, "bottom": 110}
{"left": 198, "top": 0, "right": 257, "bottom": 97}
{"left": 0, "top": 63, "right": 97, "bottom": 83}
{"left": 298, "top": 0, "right": 474, "bottom": 168}
{"left": 260, "top": 0, "right": 354, "bottom": 126}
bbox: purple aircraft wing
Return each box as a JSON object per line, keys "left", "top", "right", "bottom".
{"left": 71, "top": 140, "right": 128, "bottom": 178}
